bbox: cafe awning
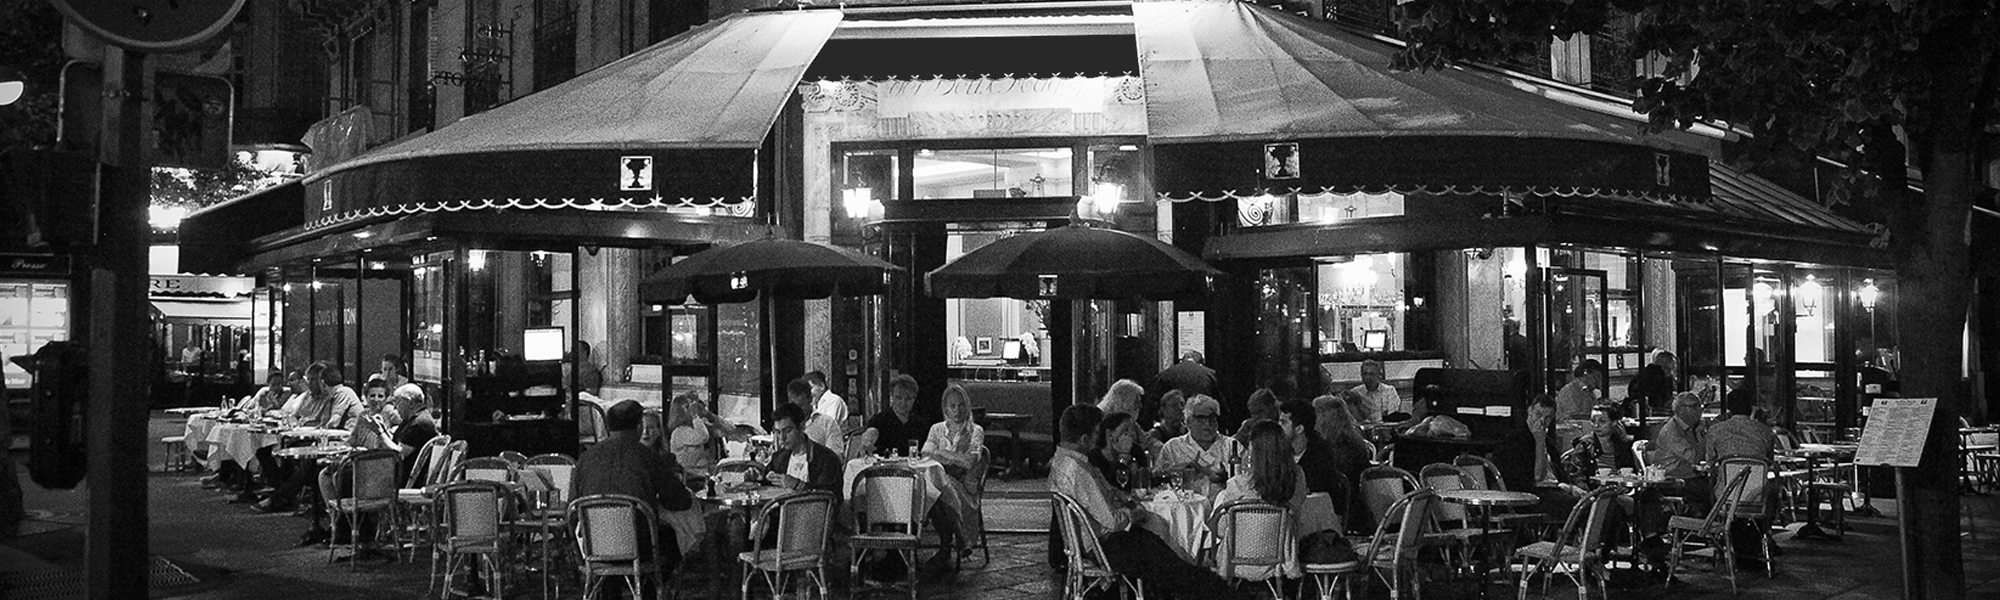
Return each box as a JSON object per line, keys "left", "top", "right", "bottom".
{"left": 1134, "top": 0, "right": 1708, "bottom": 202}
{"left": 178, "top": 180, "right": 306, "bottom": 275}
{"left": 299, "top": 9, "right": 844, "bottom": 231}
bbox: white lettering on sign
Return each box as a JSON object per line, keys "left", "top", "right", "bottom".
{"left": 620, "top": 156, "right": 654, "bottom": 191}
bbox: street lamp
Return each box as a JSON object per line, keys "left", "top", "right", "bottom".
{"left": 841, "top": 184, "right": 878, "bottom": 221}
{"left": 0, "top": 66, "right": 24, "bottom": 106}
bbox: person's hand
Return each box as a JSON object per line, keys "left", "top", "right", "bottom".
{"left": 779, "top": 474, "right": 808, "bottom": 490}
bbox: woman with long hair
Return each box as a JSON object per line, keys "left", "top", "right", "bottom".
{"left": 1092, "top": 412, "right": 1148, "bottom": 490}
{"left": 921, "top": 383, "right": 986, "bottom": 562}
{"left": 1213, "top": 420, "right": 1308, "bottom": 578}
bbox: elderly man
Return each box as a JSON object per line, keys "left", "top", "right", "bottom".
{"left": 1346, "top": 359, "right": 1405, "bottom": 424}
{"left": 576, "top": 400, "right": 696, "bottom": 573}
{"left": 1153, "top": 394, "right": 1242, "bottom": 496}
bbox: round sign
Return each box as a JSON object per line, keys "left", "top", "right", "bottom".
{"left": 50, "top": 0, "right": 247, "bottom": 53}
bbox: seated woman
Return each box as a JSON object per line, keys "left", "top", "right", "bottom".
{"left": 666, "top": 392, "right": 724, "bottom": 476}
{"left": 1092, "top": 412, "right": 1150, "bottom": 491}
{"left": 1212, "top": 420, "right": 1309, "bottom": 579}
{"left": 922, "top": 384, "right": 987, "bottom": 559}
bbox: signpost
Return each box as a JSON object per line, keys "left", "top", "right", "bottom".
{"left": 1853, "top": 398, "right": 1937, "bottom": 600}
{"left": 46, "top": 1, "right": 246, "bottom": 598}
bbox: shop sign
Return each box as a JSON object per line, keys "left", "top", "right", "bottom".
{"left": 0, "top": 253, "right": 71, "bottom": 278}
{"left": 148, "top": 274, "right": 254, "bottom": 297}
{"left": 620, "top": 155, "right": 654, "bottom": 191}
{"left": 1264, "top": 142, "right": 1300, "bottom": 180}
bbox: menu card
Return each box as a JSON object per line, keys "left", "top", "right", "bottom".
{"left": 1854, "top": 398, "right": 1936, "bottom": 468}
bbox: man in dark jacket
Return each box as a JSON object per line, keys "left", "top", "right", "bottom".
{"left": 763, "top": 402, "right": 843, "bottom": 494}
{"left": 576, "top": 399, "right": 695, "bottom": 571}
{"left": 1627, "top": 351, "right": 1677, "bottom": 417}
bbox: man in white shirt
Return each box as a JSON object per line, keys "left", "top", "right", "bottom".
{"left": 803, "top": 371, "right": 848, "bottom": 457}
{"left": 1346, "top": 359, "right": 1406, "bottom": 424}
{"left": 1154, "top": 394, "right": 1242, "bottom": 496}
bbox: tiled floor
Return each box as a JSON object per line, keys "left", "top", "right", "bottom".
{"left": 3, "top": 412, "right": 1998, "bottom": 599}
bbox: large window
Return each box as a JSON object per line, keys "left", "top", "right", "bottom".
{"left": 1315, "top": 253, "right": 1418, "bottom": 354}
{"left": 913, "top": 148, "right": 1073, "bottom": 199}
{"left": 944, "top": 231, "right": 1049, "bottom": 370}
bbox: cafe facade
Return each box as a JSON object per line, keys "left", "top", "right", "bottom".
{"left": 182, "top": 0, "right": 1898, "bottom": 451}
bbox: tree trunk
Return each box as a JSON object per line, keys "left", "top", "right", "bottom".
{"left": 1889, "top": 21, "right": 1986, "bottom": 599}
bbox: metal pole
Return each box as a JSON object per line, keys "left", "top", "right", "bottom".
{"left": 87, "top": 47, "right": 151, "bottom": 600}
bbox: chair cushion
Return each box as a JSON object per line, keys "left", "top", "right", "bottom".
{"left": 1302, "top": 560, "right": 1364, "bottom": 573}
{"left": 1667, "top": 515, "right": 1711, "bottom": 532}
{"left": 1511, "top": 540, "right": 1585, "bottom": 564}
{"left": 850, "top": 532, "right": 920, "bottom": 548}
{"left": 737, "top": 549, "right": 821, "bottom": 571}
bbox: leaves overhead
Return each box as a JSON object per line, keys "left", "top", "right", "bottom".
{"left": 1395, "top": 0, "right": 1998, "bottom": 205}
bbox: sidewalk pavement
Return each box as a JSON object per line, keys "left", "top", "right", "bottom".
{"left": 1, "top": 411, "right": 1996, "bottom": 599}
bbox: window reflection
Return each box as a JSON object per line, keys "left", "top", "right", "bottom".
{"left": 912, "top": 148, "right": 1072, "bottom": 199}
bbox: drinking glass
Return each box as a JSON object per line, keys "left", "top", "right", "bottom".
{"left": 907, "top": 443, "right": 921, "bottom": 459}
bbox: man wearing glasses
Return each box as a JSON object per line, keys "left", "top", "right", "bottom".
{"left": 761, "top": 402, "right": 842, "bottom": 493}
{"left": 1153, "top": 395, "right": 1242, "bottom": 496}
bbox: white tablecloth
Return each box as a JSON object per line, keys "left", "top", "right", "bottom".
{"left": 200, "top": 423, "right": 281, "bottom": 470}
{"left": 1142, "top": 491, "right": 1212, "bottom": 561}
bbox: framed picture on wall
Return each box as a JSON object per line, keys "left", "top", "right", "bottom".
{"left": 975, "top": 337, "right": 994, "bottom": 355}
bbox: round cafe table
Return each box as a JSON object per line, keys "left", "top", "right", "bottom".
{"left": 1141, "top": 489, "right": 1212, "bottom": 563}
{"left": 1437, "top": 489, "right": 1539, "bottom": 600}
{"left": 694, "top": 484, "right": 793, "bottom": 598}
{"left": 282, "top": 427, "right": 353, "bottom": 441}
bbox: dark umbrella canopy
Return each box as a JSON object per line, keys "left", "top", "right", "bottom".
{"left": 641, "top": 237, "right": 899, "bottom": 304}
{"left": 926, "top": 224, "right": 1222, "bottom": 300}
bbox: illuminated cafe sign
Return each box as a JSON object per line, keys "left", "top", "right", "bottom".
{"left": 149, "top": 274, "right": 256, "bottom": 297}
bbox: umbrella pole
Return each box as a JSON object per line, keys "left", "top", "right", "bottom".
{"left": 764, "top": 292, "right": 779, "bottom": 421}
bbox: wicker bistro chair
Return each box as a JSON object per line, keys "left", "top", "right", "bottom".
{"left": 571, "top": 493, "right": 668, "bottom": 600}
{"left": 1357, "top": 465, "right": 1421, "bottom": 535}
{"left": 1453, "top": 454, "right": 1546, "bottom": 532}
{"left": 1353, "top": 488, "right": 1438, "bottom": 600}
{"left": 394, "top": 435, "right": 454, "bottom": 564}
{"left": 959, "top": 445, "right": 993, "bottom": 568}
{"left": 324, "top": 449, "right": 404, "bottom": 569}
{"left": 849, "top": 463, "right": 926, "bottom": 599}
{"left": 456, "top": 456, "right": 519, "bottom": 484}
{"left": 499, "top": 450, "right": 530, "bottom": 466}
{"left": 1510, "top": 483, "right": 1623, "bottom": 600}
{"left": 436, "top": 480, "right": 516, "bottom": 598}
{"left": 1419, "top": 463, "right": 1487, "bottom": 568}
{"left": 1664, "top": 462, "right": 1759, "bottom": 594}
{"left": 738, "top": 491, "right": 838, "bottom": 600}
{"left": 1204, "top": 500, "right": 1296, "bottom": 599}
{"left": 1050, "top": 491, "right": 1145, "bottom": 600}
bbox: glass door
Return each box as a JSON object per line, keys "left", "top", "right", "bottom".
{"left": 1540, "top": 268, "right": 1609, "bottom": 394}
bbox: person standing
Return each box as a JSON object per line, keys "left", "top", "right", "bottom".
{"left": 1555, "top": 359, "right": 1607, "bottom": 419}
{"left": 1345, "top": 360, "right": 1405, "bottom": 424}
{"left": 1153, "top": 351, "right": 1216, "bottom": 400}
{"left": 575, "top": 400, "right": 696, "bottom": 575}
{"left": 803, "top": 371, "right": 849, "bottom": 458}
{"left": 1628, "top": 351, "right": 1678, "bottom": 417}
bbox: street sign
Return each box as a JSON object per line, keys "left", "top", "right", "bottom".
{"left": 49, "top": 0, "right": 246, "bottom": 53}
{"left": 59, "top": 61, "right": 234, "bottom": 170}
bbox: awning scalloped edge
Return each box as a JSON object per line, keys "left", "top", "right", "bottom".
{"left": 1155, "top": 183, "right": 1709, "bottom": 205}
{"left": 304, "top": 195, "right": 758, "bottom": 231}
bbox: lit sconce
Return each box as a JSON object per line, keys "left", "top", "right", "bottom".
{"left": 467, "top": 250, "right": 487, "bottom": 271}
{"left": 1859, "top": 279, "right": 1880, "bottom": 311}
{"left": 1752, "top": 280, "right": 1774, "bottom": 305}
{"left": 1794, "top": 275, "right": 1821, "bottom": 316}
{"left": 841, "top": 184, "right": 879, "bottom": 220}
{"left": 1090, "top": 180, "right": 1125, "bottom": 215}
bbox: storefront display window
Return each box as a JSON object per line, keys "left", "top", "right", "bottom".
{"left": 412, "top": 252, "right": 450, "bottom": 383}
{"left": 943, "top": 231, "right": 1048, "bottom": 370}
{"left": 1315, "top": 253, "right": 1413, "bottom": 354}
{"left": 913, "top": 148, "right": 1073, "bottom": 199}
{"left": 0, "top": 282, "right": 67, "bottom": 389}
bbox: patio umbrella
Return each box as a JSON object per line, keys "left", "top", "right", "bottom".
{"left": 924, "top": 222, "right": 1222, "bottom": 301}
{"left": 640, "top": 236, "right": 900, "bottom": 305}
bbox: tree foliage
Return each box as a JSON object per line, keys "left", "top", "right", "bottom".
{"left": 1395, "top": 0, "right": 1994, "bottom": 206}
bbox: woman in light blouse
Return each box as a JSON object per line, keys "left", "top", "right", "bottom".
{"left": 920, "top": 383, "right": 986, "bottom": 561}
{"left": 924, "top": 384, "right": 986, "bottom": 475}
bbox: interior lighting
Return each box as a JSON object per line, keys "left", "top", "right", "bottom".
{"left": 1090, "top": 180, "right": 1124, "bottom": 215}
{"left": 0, "top": 66, "right": 23, "bottom": 106}
{"left": 842, "top": 185, "right": 879, "bottom": 220}
{"left": 1859, "top": 279, "right": 1880, "bottom": 310}
{"left": 1795, "top": 275, "right": 1822, "bottom": 314}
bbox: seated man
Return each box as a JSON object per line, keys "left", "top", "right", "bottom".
{"left": 1153, "top": 395, "right": 1242, "bottom": 497}
{"left": 575, "top": 400, "right": 696, "bottom": 573}
{"left": 1702, "top": 389, "right": 1778, "bottom": 569}
{"left": 1050, "top": 405, "right": 1248, "bottom": 600}
{"left": 859, "top": 374, "right": 927, "bottom": 458}
{"left": 1651, "top": 392, "right": 1712, "bottom": 506}
{"left": 762, "top": 402, "right": 842, "bottom": 494}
